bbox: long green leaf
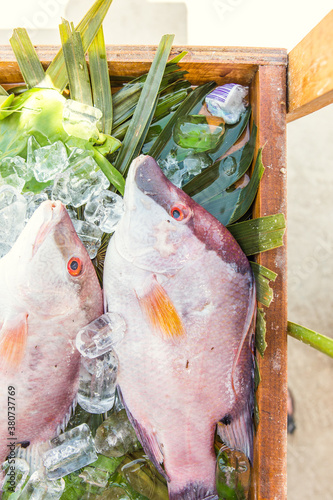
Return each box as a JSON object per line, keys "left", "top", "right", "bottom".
{"left": 88, "top": 26, "right": 112, "bottom": 135}
{"left": 9, "top": 28, "right": 45, "bottom": 88}
{"left": 93, "top": 149, "right": 125, "bottom": 195}
{"left": 114, "top": 34, "right": 175, "bottom": 176}
{"left": 184, "top": 123, "right": 257, "bottom": 197}
{"left": 0, "top": 85, "right": 8, "bottom": 96}
{"left": 255, "top": 308, "right": 267, "bottom": 357}
{"left": 250, "top": 261, "right": 277, "bottom": 307}
{"left": 148, "top": 81, "right": 216, "bottom": 159}
{"left": 193, "top": 148, "right": 264, "bottom": 226}
{"left": 228, "top": 213, "right": 286, "bottom": 256}
{"left": 59, "top": 21, "right": 92, "bottom": 105}
{"left": 44, "top": 0, "right": 113, "bottom": 91}
{"left": 287, "top": 322, "right": 333, "bottom": 358}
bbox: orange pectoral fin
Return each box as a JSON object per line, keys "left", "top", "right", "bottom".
{"left": 138, "top": 278, "right": 186, "bottom": 342}
{"left": 0, "top": 314, "right": 28, "bottom": 371}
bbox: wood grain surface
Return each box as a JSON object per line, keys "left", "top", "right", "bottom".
{"left": 287, "top": 10, "right": 333, "bottom": 122}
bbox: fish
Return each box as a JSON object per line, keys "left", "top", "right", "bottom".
{"left": 103, "top": 155, "right": 256, "bottom": 499}
{"left": 0, "top": 200, "right": 103, "bottom": 467}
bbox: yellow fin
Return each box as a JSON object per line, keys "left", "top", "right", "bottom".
{"left": 0, "top": 314, "right": 28, "bottom": 371}
{"left": 138, "top": 277, "right": 186, "bottom": 341}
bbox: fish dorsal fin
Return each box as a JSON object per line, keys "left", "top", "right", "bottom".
{"left": 217, "top": 399, "right": 254, "bottom": 463}
{"left": 137, "top": 276, "right": 186, "bottom": 342}
{"left": 0, "top": 314, "right": 28, "bottom": 371}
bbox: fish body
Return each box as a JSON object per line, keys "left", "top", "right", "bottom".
{"left": 0, "top": 200, "right": 103, "bottom": 465}
{"left": 103, "top": 155, "right": 256, "bottom": 499}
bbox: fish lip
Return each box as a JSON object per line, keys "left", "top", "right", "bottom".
{"left": 32, "top": 200, "right": 66, "bottom": 257}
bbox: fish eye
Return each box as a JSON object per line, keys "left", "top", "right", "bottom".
{"left": 170, "top": 204, "right": 189, "bottom": 221}
{"left": 67, "top": 257, "right": 83, "bottom": 277}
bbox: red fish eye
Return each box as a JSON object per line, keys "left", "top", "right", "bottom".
{"left": 171, "top": 206, "right": 185, "bottom": 221}
{"left": 67, "top": 257, "right": 83, "bottom": 277}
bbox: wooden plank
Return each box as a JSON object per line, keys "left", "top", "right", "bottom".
{"left": 287, "top": 10, "right": 333, "bottom": 122}
{"left": 0, "top": 45, "right": 287, "bottom": 86}
{"left": 250, "top": 65, "right": 288, "bottom": 499}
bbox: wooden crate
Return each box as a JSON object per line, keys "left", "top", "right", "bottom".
{"left": 2, "top": 11, "right": 332, "bottom": 492}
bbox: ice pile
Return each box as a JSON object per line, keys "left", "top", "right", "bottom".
{"left": 205, "top": 83, "right": 248, "bottom": 124}
{"left": 1, "top": 458, "right": 30, "bottom": 495}
{"left": 159, "top": 149, "right": 211, "bottom": 188}
{"left": 158, "top": 149, "right": 185, "bottom": 188}
{"left": 18, "top": 469, "right": 65, "bottom": 500}
{"left": 42, "top": 424, "right": 98, "bottom": 480}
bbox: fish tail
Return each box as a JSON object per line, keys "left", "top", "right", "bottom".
{"left": 168, "top": 482, "right": 218, "bottom": 500}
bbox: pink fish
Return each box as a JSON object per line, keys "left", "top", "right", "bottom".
{"left": 0, "top": 200, "right": 103, "bottom": 466}
{"left": 103, "top": 155, "right": 256, "bottom": 499}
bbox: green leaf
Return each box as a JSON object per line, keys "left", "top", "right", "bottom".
{"left": 148, "top": 81, "right": 216, "bottom": 159}
{"left": 93, "top": 149, "right": 125, "bottom": 195}
{"left": 287, "top": 322, "right": 333, "bottom": 358}
{"left": 255, "top": 307, "right": 267, "bottom": 357}
{"left": 0, "top": 85, "right": 8, "bottom": 96}
{"left": 192, "top": 148, "right": 264, "bottom": 226}
{"left": 9, "top": 28, "right": 45, "bottom": 88}
{"left": 59, "top": 20, "right": 92, "bottom": 105}
{"left": 88, "top": 26, "right": 112, "bottom": 135}
{"left": 183, "top": 123, "right": 257, "bottom": 196}
{"left": 0, "top": 94, "right": 15, "bottom": 120}
{"left": 114, "top": 34, "right": 175, "bottom": 176}
{"left": 228, "top": 213, "right": 286, "bottom": 256}
{"left": 44, "top": 0, "right": 113, "bottom": 91}
{"left": 250, "top": 261, "right": 277, "bottom": 307}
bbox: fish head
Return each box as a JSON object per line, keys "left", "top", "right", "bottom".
{"left": 114, "top": 155, "right": 250, "bottom": 276}
{"left": 7, "top": 200, "right": 102, "bottom": 318}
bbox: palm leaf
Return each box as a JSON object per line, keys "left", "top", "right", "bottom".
{"left": 9, "top": 28, "right": 45, "bottom": 88}
{"left": 228, "top": 213, "right": 286, "bottom": 256}
{"left": 287, "top": 322, "right": 333, "bottom": 358}
{"left": 114, "top": 34, "right": 175, "bottom": 176}
{"left": 43, "top": 0, "right": 113, "bottom": 91}
{"left": 250, "top": 261, "right": 277, "bottom": 307}
{"left": 88, "top": 26, "right": 112, "bottom": 135}
{"left": 255, "top": 308, "right": 267, "bottom": 357}
{"left": 59, "top": 20, "right": 92, "bottom": 105}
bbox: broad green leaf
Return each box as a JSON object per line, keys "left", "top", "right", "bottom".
{"left": 148, "top": 81, "right": 216, "bottom": 159}
{"left": 59, "top": 21, "right": 92, "bottom": 105}
{"left": 228, "top": 214, "right": 286, "bottom": 256}
{"left": 255, "top": 308, "right": 267, "bottom": 357}
{"left": 44, "top": 0, "right": 113, "bottom": 91}
{"left": 250, "top": 261, "right": 277, "bottom": 307}
{"left": 192, "top": 148, "right": 264, "bottom": 226}
{"left": 183, "top": 123, "right": 257, "bottom": 197}
{"left": 114, "top": 34, "right": 175, "bottom": 176}
{"left": 287, "top": 322, "right": 333, "bottom": 358}
{"left": 10, "top": 28, "right": 45, "bottom": 88}
{"left": 88, "top": 26, "right": 112, "bottom": 135}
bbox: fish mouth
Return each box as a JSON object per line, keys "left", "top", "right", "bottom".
{"left": 32, "top": 200, "right": 66, "bottom": 257}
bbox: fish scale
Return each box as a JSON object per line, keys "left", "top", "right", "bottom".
{"left": 104, "top": 155, "right": 256, "bottom": 499}
{"left": 0, "top": 200, "right": 103, "bottom": 471}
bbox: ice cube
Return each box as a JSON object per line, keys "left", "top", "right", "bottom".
{"left": 32, "top": 141, "right": 68, "bottom": 183}
{"left": 27, "top": 136, "right": 41, "bottom": 171}
{"left": 205, "top": 84, "right": 248, "bottom": 124}
{"left": 0, "top": 157, "right": 26, "bottom": 192}
{"left": 94, "top": 410, "right": 140, "bottom": 458}
{"left": 1, "top": 458, "right": 29, "bottom": 494}
{"left": 62, "top": 99, "right": 102, "bottom": 141}
{"left": 24, "top": 192, "right": 49, "bottom": 222}
{"left": 76, "top": 312, "right": 126, "bottom": 358}
{"left": 71, "top": 219, "right": 103, "bottom": 259}
{"left": 0, "top": 156, "right": 31, "bottom": 181}
{"left": 84, "top": 190, "right": 124, "bottom": 234}
{"left": 78, "top": 466, "right": 109, "bottom": 489}
{"left": 120, "top": 452, "right": 168, "bottom": 499}
{"left": 173, "top": 115, "right": 225, "bottom": 152}
{"left": 42, "top": 424, "right": 98, "bottom": 480}
{"left": 158, "top": 152, "right": 184, "bottom": 188}
{"left": 51, "top": 170, "right": 72, "bottom": 206}
{"left": 18, "top": 468, "right": 65, "bottom": 499}
{"left": 78, "top": 351, "right": 118, "bottom": 414}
